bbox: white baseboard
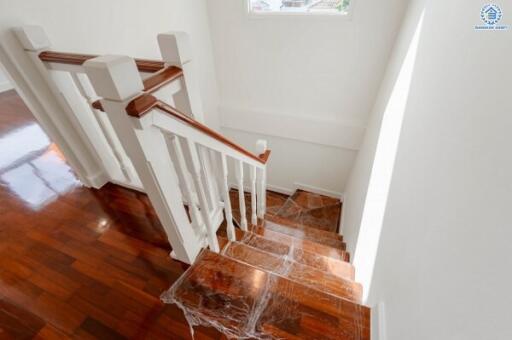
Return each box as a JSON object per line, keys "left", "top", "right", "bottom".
{"left": 294, "top": 182, "right": 343, "bottom": 200}
{"left": 0, "top": 81, "right": 13, "bottom": 93}
{"left": 86, "top": 171, "right": 110, "bottom": 189}
{"left": 229, "top": 181, "right": 342, "bottom": 199}
{"left": 371, "top": 302, "right": 387, "bottom": 340}
{"left": 110, "top": 180, "right": 145, "bottom": 193}
{"left": 267, "top": 184, "right": 294, "bottom": 196}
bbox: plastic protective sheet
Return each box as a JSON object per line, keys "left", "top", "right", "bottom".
{"left": 273, "top": 194, "right": 342, "bottom": 233}
{"left": 161, "top": 235, "right": 370, "bottom": 339}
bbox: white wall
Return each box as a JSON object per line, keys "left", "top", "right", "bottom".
{"left": 345, "top": 0, "right": 512, "bottom": 338}
{"left": 0, "top": 67, "right": 12, "bottom": 92}
{"left": 0, "top": 0, "right": 220, "bottom": 128}
{"left": 207, "top": 0, "right": 408, "bottom": 194}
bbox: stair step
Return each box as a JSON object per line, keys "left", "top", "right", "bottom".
{"left": 264, "top": 214, "right": 345, "bottom": 249}
{"left": 250, "top": 226, "right": 350, "bottom": 262}
{"left": 220, "top": 228, "right": 355, "bottom": 280}
{"left": 275, "top": 189, "right": 342, "bottom": 233}
{"left": 289, "top": 189, "right": 341, "bottom": 210}
{"left": 163, "top": 250, "right": 370, "bottom": 340}
{"left": 219, "top": 238, "right": 362, "bottom": 303}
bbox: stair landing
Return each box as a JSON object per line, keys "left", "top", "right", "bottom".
{"left": 164, "top": 189, "right": 369, "bottom": 339}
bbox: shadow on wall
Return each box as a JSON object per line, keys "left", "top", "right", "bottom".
{"left": 351, "top": 6, "right": 426, "bottom": 302}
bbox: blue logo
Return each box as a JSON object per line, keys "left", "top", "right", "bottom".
{"left": 481, "top": 4, "right": 502, "bottom": 25}
{"left": 475, "top": 4, "right": 508, "bottom": 30}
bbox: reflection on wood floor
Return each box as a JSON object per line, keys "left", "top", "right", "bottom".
{"left": 0, "top": 90, "right": 223, "bottom": 339}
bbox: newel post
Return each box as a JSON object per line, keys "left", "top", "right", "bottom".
{"left": 12, "top": 25, "right": 107, "bottom": 188}
{"left": 256, "top": 140, "right": 268, "bottom": 218}
{"left": 84, "top": 55, "right": 203, "bottom": 264}
{"left": 157, "top": 32, "right": 205, "bottom": 123}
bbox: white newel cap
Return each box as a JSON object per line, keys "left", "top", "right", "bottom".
{"left": 13, "top": 26, "right": 51, "bottom": 51}
{"left": 84, "top": 55, "right": 143, "bottom": 101}
{"left": 158, "top": 32, "right": 192, "bottom": 66}
{"left": 256, "top": 140, "right": 268, "bottom": 154}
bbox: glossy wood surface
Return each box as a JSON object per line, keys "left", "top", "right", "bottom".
{"left": 0, "top": 90, "right": 367, "bottom": 339}
{"left": 142, "top": 66, "right": 183, "bottom": 93}
{"left": 91, "top": 66, "right": 184, "bottom": 111}
{"left": 219, "top": 237, "right": 362, "bottom": 303}
{"left": 165, "top": 251, "right": 370, "bottom": 339}
{"left": 0, "top": 90, "right": 222, "bottom": 339}
{"left": 274, "top": 189, "right": 343, "bottom": 233}
{"left": 39, "top": 51, "right": 165, "bottom": 73}
{"left": 126, "top": 94, "right": 271, "bottom": 165}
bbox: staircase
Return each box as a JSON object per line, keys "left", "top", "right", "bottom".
{"left": 162, "top": 190, "right": 370, "bottom": 339}
{"left": 13, "top": 26, "right": 370, "bottom": 340}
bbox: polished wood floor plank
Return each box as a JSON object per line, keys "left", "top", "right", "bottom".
{"left": 0, "top": 90, "right": 366, "bottom": 339}
{"left": 0, "top": 90, "right": 222, "bottom": 339}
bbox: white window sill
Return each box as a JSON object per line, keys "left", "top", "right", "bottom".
{"left": 247, "top": 11, "right": 353, "bottom": 20}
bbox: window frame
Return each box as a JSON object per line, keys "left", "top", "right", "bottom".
{"left": 245, "top": 0, "right": 355, "bottom": 19}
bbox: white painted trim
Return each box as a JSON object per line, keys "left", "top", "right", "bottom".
{"left": 220, "top": 106, "right": 366, "bottom": 151}
{"left": 371, "top": 302, "right": 387, "bottom": 340}
{"left": 244, "top": 0, "right": 356, "bottom": 20}
{"left": 230, "top": 181, "right": 341, "bottom": 198}
{"left": 110, "top": 180, "right": 145, "bottom": 193}
{"left": 294, "top": 182, "right": 343, "bottom": 200}
{"left": 267, "top": 183, "right": 294, "bottom": 196}
{"left": 85, "top": 170, "right": 110, "bottom": 189}
{"left": 229, "top": 182, "right": 294, "bottom": 196}
{"left": 0, "top": 80, "right": 13, "bottom": 93}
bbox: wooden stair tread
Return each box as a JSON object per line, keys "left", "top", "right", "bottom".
{"left": 274, "top": 189, "right": 342, "bottom": 233}
{"left": 219, "top": 238, "right": 362, "bottom": 303}
{"left": 164, "top": 251, "right": 370, "bottom": 340}
{"left": 219, "top": 228, "right": 355, "bottom": 280}
{"left": 290, "top": 189, "right": 341, "bottom": 209}
{"left": 264, "top": 214, "right": 345, "bottom": 249}
{"left": 250, "top": 226, "right": 350, "bottom": 262}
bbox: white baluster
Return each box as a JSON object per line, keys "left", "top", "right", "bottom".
{"left": 70, "top": 72, "right": 136, "bottom": 184}
{"left": 166, "top": 135, "right": 203, "bottom": 235}
{"left": 198, "top": 145, "right": 218, "bottom": 211}
{"left": 257, "top": 167, "right": 267, "bottom": 218}
{"left": 235, "top": 160, "right": 248, "bottom": 231}
{"left": 218, "top": 153, "right": 236, "bottom": 241}
{"left": 256, "top": 140, "right": 268, "bottom": 218}
{"left": 84, "top": 55, "right": 203, "bottom": 263}
{"left": 207, "top": 148, "right": 222, "bottom": 206}
{"left": 250, "top": 165, "right": 257, "bottom": 225}
{"left": 158, "top": 32, "right": 205, "bottom": 123}
{"left": 182, "top": 139, "right": 220, "bottom": 252}
{"left": 13, "top": 26, "right": 108, "bottom": 188}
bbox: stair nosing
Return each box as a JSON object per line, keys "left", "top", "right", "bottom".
{"left": 220, "top": 240, "right": 362, "bottom": 304}
{"left": 250, "top": 225, "right": 350, "bottom": 262}
{"left": 220, "top": 236, "right": 357, "bottom": 284}
{"left": 264, "top": 214, "right": 344, "bottom": 244}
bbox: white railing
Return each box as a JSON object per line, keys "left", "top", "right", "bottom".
{"left": 13, "top": 26, "right": 270, "bottom": 264}
{"left": 84, "top": 50, "right": 270, "bottom": 264}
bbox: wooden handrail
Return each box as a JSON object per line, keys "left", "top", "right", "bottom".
{"left": 141, "top": 66, "right": 183, "bottom": 92}
{"left": 39, "top": 51, "right": 165, "bottom": 73}
{"left": 90, "top": 66, "right": 183, "bottom": 111}
{"left": 125, "top": 94, "right": 271, "bottom": 165}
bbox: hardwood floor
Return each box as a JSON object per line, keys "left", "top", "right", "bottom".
{"left": 0, "top": 89, "right": 369, "bottom": 339}
{"left": 0, "top": 90, "right": 223, "bottom": 339}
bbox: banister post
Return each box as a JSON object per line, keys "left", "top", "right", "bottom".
{"left": 11, "top": 25, "right": 108, "bottom": 188}
{"left": 84, "top": 55, "right": 204, "bottom": 264}
{"left": 256, "top": 139, "right": 268, "bottom": 218}
{"left": 157, "top": 32, "right": 205, "bottom": 123}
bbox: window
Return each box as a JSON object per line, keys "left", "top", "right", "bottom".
{"left": 249, "top": 0, "right": 351, "bottom": 15}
